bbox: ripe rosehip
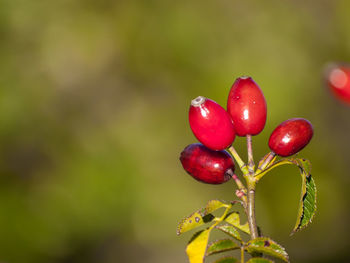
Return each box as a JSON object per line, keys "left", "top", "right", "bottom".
{"left": 189, "top": 96, "right": 235, "bottom": 150}
{"left": 325, "top": 63, "right": 350, "bottom": 104}
{"left": 227, "top": 76, "right": 267, "bottom": 136}
{"left": 180, "top": 143, "right": 234, "bottom": 184}
{"left": 268, "top": 118, "right": 313, "bottom": 157}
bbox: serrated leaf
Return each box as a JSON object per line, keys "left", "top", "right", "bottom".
{"left": 292, "top": 158, "right": 317, "bottom": 234}
{"left": 177, "top": 210, "right": 214, "bottom": 235}
{"left": 216, "top": 224, "right": 242, "bottom": 242}
{"left": 247, "top": 258, "right": 274, "bottom": 263}
{"left": 186, "top": 229, "right": 211, "bottom": 263}
{"left": 297, "top": 158, "right": 312, "bottom": 177}
{"left": 206, "top": 239, "right": 240, "bottom": 256}
{"left": 246, "top": 237, "right": 289, "bottom": 262}
{"left": 205, "top": 200, "right": 231, "bottom": 215}
{"left": 213, "top": 257, "right": 238, "bottom": 263}
{"left": 254, "top": 157, "right": 317, "bottom": 233}
{"left": 224, "top": 212, "right": 250, "bottom": 235}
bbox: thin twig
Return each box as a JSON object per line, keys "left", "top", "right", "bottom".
{"left": 245, "top": 178, "right": 261, "bottom": 258}
{"left": 256, "top": 151, "right": 276, "bottom": 173}
{"left": 228, "top": 169, "right": 247, "bottom": 207}
{"left": 228, "top": 146, "right": 249, "bottom": 174}
{"left": 246, "top": 135, "right": 255, "bottom": 173}
{"left": 247, "top": 187, "right": 259, "bottom": 239}
{"left": 241, "top": 245, "right": 245, "bottom": 263}
{"left": 231, "top": 173, "right": 246, "bottom": 190}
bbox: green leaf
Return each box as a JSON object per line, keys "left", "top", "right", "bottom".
{"left": 292, "top": 158, "right": 317, "bottom": 234}
{"left": 247, "top": 258, "right": 274, "bottom": 263}
{"left": 206, "top": 239, "right": 240, "bottom": 256}
{"left": 254, "top": 157, "right": 317, "bottom": 233}
{"left": 246, "top": 237, "right": 289, "bottom": 262}
{"left": 224, "top": 212, "right": 250, "bottom": 235}
{"left": 216, "top": 224, "right": 242, "bottom": 242}
{"left": 205, "top": 199, "right": 231, "bottom": 215}
{"left": 213, "top": 257, "right": 239, "bottom": 263}
{"left": 186, "top": 229, "right": 211, "bottom": 263}
{"left": 177, "top": 210, "right": 214, "bottom": 235}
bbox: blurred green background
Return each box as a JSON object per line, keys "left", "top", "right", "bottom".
{"left": 1, "top": 0, "right": 350, "bottom": 262}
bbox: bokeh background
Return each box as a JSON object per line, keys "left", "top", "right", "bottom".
{"left": 1, "top": 0, "right": 350, "bottom": 262}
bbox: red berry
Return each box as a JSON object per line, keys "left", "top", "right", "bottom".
{"left": 189, "top": 96, "right": 235, "bottom": 150}
{"left": 325, "top": 63, "right": 350, "bottom": 104}
{"left": 180, "top": 143, "right": 234, "bottom": 184}
{"left": 227, "top": 76, "right": 267, "bottom": 136}
{"left": 268, "top": 118, "right": 313, "bottom": 157}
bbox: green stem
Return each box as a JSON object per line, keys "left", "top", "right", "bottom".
{"left": 246, "top": 179, "right": 259, "bottom": 240}
{"left": 245, "top": 135, "right": 259, "bottom": 239}
{"left": 212, "top": 205, "right": 232, "bottom": 227}
{"left": 228, "top": 146, "right": 249, "bottom": 175}
{"left": 245, "top": 178, "right": 262, "bottom": 257}
{"left": 241, "top": 245, "right": 245, "bottom": 263}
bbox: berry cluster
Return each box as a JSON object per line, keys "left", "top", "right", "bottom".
{"left": 180, "top": 76, "right": 313, "bottom": 184}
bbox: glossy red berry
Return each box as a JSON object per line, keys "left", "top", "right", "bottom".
{"left": 180, "top": 143, "right": 234, "bottom": 184}
{"left": 227, "top": 76, "right": 267, "bottom": 136}
{"left": 268, "top": 118, "right": 313, "bottom": 157}
{"left": 325, "top": 63, "right": 350, "bottom": 104}
{"left": 189, "top": 96, "right": 235, "bottom": 150}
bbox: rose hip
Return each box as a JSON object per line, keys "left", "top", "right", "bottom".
{"left": 180, "top": 143, "right": 234, "bottom": 184}
{"left": 227, "top": 76, "right": 267, "bottom": 136}
{"left": 325, "top": 63, "right": 350, "bottom": 104}
{"left": 189, "top": 96, "right": 235, "bottom": 150}
{"left": 268, "top": 118, "right": 313, "bottom": 157}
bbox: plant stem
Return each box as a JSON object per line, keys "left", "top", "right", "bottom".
{"left": 229, "top": 144, "right": 259, "bottom": 241}
{"left": 228, "top": 146, "right": 249, "bottom": 175}
{"left": 256, "top": 151, "right": 276, "bottom": 173}
{"left": 246, "top": 180, "right": 259, "bottom": 240}
{"left": 245, "top": 135, "right": 259, "bottom": 239}
{"left": 246, "top": 135, "right": 254, "bottom": 173}
{"left": 246, "top": 181, "right": 263, "bottom": 258}
{"left": 212, "top": 205, "right": 232, "bottom": 227}
{"left": 229, "top": 171, "right": 247, "bottom": 207}
{"left": 241, "top": 245, "right": 245, "bottom": 263}
{"left": 231, "top": 173, "right": 246, "bottom": 191}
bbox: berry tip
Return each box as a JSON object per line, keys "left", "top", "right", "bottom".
{"left": 191, "top": 96, "right": 205, "bottom": 107}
